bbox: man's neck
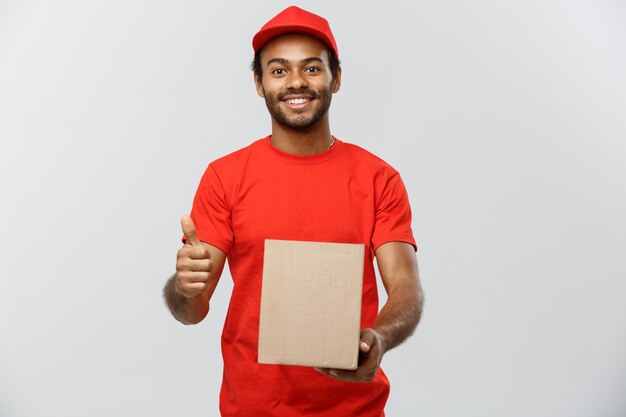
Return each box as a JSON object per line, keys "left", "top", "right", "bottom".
{"left": 269, "top": 119, "right": 334, "bottom": 156}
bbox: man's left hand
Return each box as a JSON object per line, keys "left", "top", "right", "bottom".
{"left": 314, "top": 328, "right": 385, "bottom": 383}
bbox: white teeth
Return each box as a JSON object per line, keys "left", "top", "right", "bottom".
{"left": 286, "top": 98, "right": 309, "bottom": 105}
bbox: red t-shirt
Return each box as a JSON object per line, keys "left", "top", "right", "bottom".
{"left": 190, "top": 136, "right": 417, "bottom": 417}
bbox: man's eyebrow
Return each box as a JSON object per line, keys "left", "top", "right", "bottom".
{"left": 265, "top": 57, "right": 324, "bottom": 67}
{"left": 300, "top": 57, "right": 324, "bottom": 65}
{"left": 266, "top": 58, "right": 289, "bottom": 67}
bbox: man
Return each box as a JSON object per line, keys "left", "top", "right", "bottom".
{"left": 163, "top": 6, "right": 423, "bottom": 417}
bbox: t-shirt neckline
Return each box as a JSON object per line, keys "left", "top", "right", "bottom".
{"left": 263, "top": 135, "right": 343, "bottom": 165}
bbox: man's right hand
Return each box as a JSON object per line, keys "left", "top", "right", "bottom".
{"left": 175, "top": 215, "right": 212, "bottom": 298}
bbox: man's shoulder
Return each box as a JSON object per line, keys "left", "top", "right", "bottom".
{"left": 340, "top": 140, "right": 399, "bottom": 175}
{"left": 209, "top": 136, "right": 268, "bottom": 170}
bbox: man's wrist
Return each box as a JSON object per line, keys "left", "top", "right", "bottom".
{"left": 371, "top": 326, "right": 392, "bottom": 354}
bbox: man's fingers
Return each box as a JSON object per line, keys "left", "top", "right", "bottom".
{"left": 178, "top": 243, "right": 211, "bottom": 261}
{"left": 175, "top": 281, "right": 207, "bottom": 298}
{"left": 179, "top": 271, "right": 211, "bottom": 283}
{"left": 189, "top": 246, "right": 211, "bottom": 260}
{"left": 181, "top": 215, "right": 200, "bottom": 246}
{"left": 185, "top": 259, "right": 212, "bottom": 273}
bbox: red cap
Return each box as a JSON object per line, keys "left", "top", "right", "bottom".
{"left": 252, "top": 6, "right": 339, "bottom": 58}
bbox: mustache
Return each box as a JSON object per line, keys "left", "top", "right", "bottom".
{"left": 278, "top": 89, "right": 319, "bottom": 100}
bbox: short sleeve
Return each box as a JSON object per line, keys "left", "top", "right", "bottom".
{"left": 371, "top": 172, "right": 417, "bottom": 253}
{"left": 187, "top": 164, "right": 234, "bottom": 254}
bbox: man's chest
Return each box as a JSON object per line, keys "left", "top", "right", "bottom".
{"left": 230, "top": 167, "right": 378, "bottom": 246}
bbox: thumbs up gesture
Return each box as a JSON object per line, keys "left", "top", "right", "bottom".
{"left": 175, "top": 215, "right": 213, "bottom": 298}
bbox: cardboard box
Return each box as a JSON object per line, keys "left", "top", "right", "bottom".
{"left": 258, "top": 239, "right": 365, "bottom": 370}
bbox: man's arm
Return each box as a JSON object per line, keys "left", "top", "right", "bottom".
{"left": 316, "top": 241, "right": 423, "bottom": 382}
{"left": 162, "top": 216, "right": 227, "bottom": 325}
{"left": 370, "top": 241, "right": 423, "bottom": 352}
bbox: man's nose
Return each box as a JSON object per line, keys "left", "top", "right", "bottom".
{"left": 286, "top": 71, "right": 308, "bottom": 90}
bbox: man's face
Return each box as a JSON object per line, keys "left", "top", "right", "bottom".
{"left": 255, "top": 33, "right": 341, "bottom": 131}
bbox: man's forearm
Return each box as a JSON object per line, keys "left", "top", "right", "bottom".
{"left": 374, "top": 280, "right": 423, "bottom": 353}
{"left": 163, "top": 274, "right": 210, "bottom": 325}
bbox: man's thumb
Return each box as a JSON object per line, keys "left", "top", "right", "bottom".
{"left": 359, "top": 329, "right": 375, "bottom": 352}
{"left": 181, "top": 215, "right": 200, "bottom": 245}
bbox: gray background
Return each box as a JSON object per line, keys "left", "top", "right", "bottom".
{"left": 1, "top": 1, "right": 625, "bottom": 416}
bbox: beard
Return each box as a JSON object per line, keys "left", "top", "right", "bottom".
{"left": 263, "top": 86, "right": 333, "bottom": 131}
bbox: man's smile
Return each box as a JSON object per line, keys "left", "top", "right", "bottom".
{"left": 277, "top": 89, "right": 318, "bottom": 111}
{"left": 286, "top": 97, "right": 309, "bottom": 104}
{"left": 283, "top": 97, "right": 313, "bottom": 110}
{"left": 281, "top": 95, "right": 314, "bottom": 110}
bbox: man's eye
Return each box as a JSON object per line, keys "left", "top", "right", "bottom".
{"left": 305, "top": 67, "right": 320, "bottom": 73}
{"left": 272, "top": 68, "right": 285, "bottom": 75}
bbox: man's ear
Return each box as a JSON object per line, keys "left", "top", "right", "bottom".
{"left": 254, "top": 73, "right": 265, "bottom": 98}
{"left": 332, "top": 67, "right": 342, "bottom": 94}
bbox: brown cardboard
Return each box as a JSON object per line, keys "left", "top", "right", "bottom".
{"left": 258, "top": 239, "right": 365, "bottom": 370}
